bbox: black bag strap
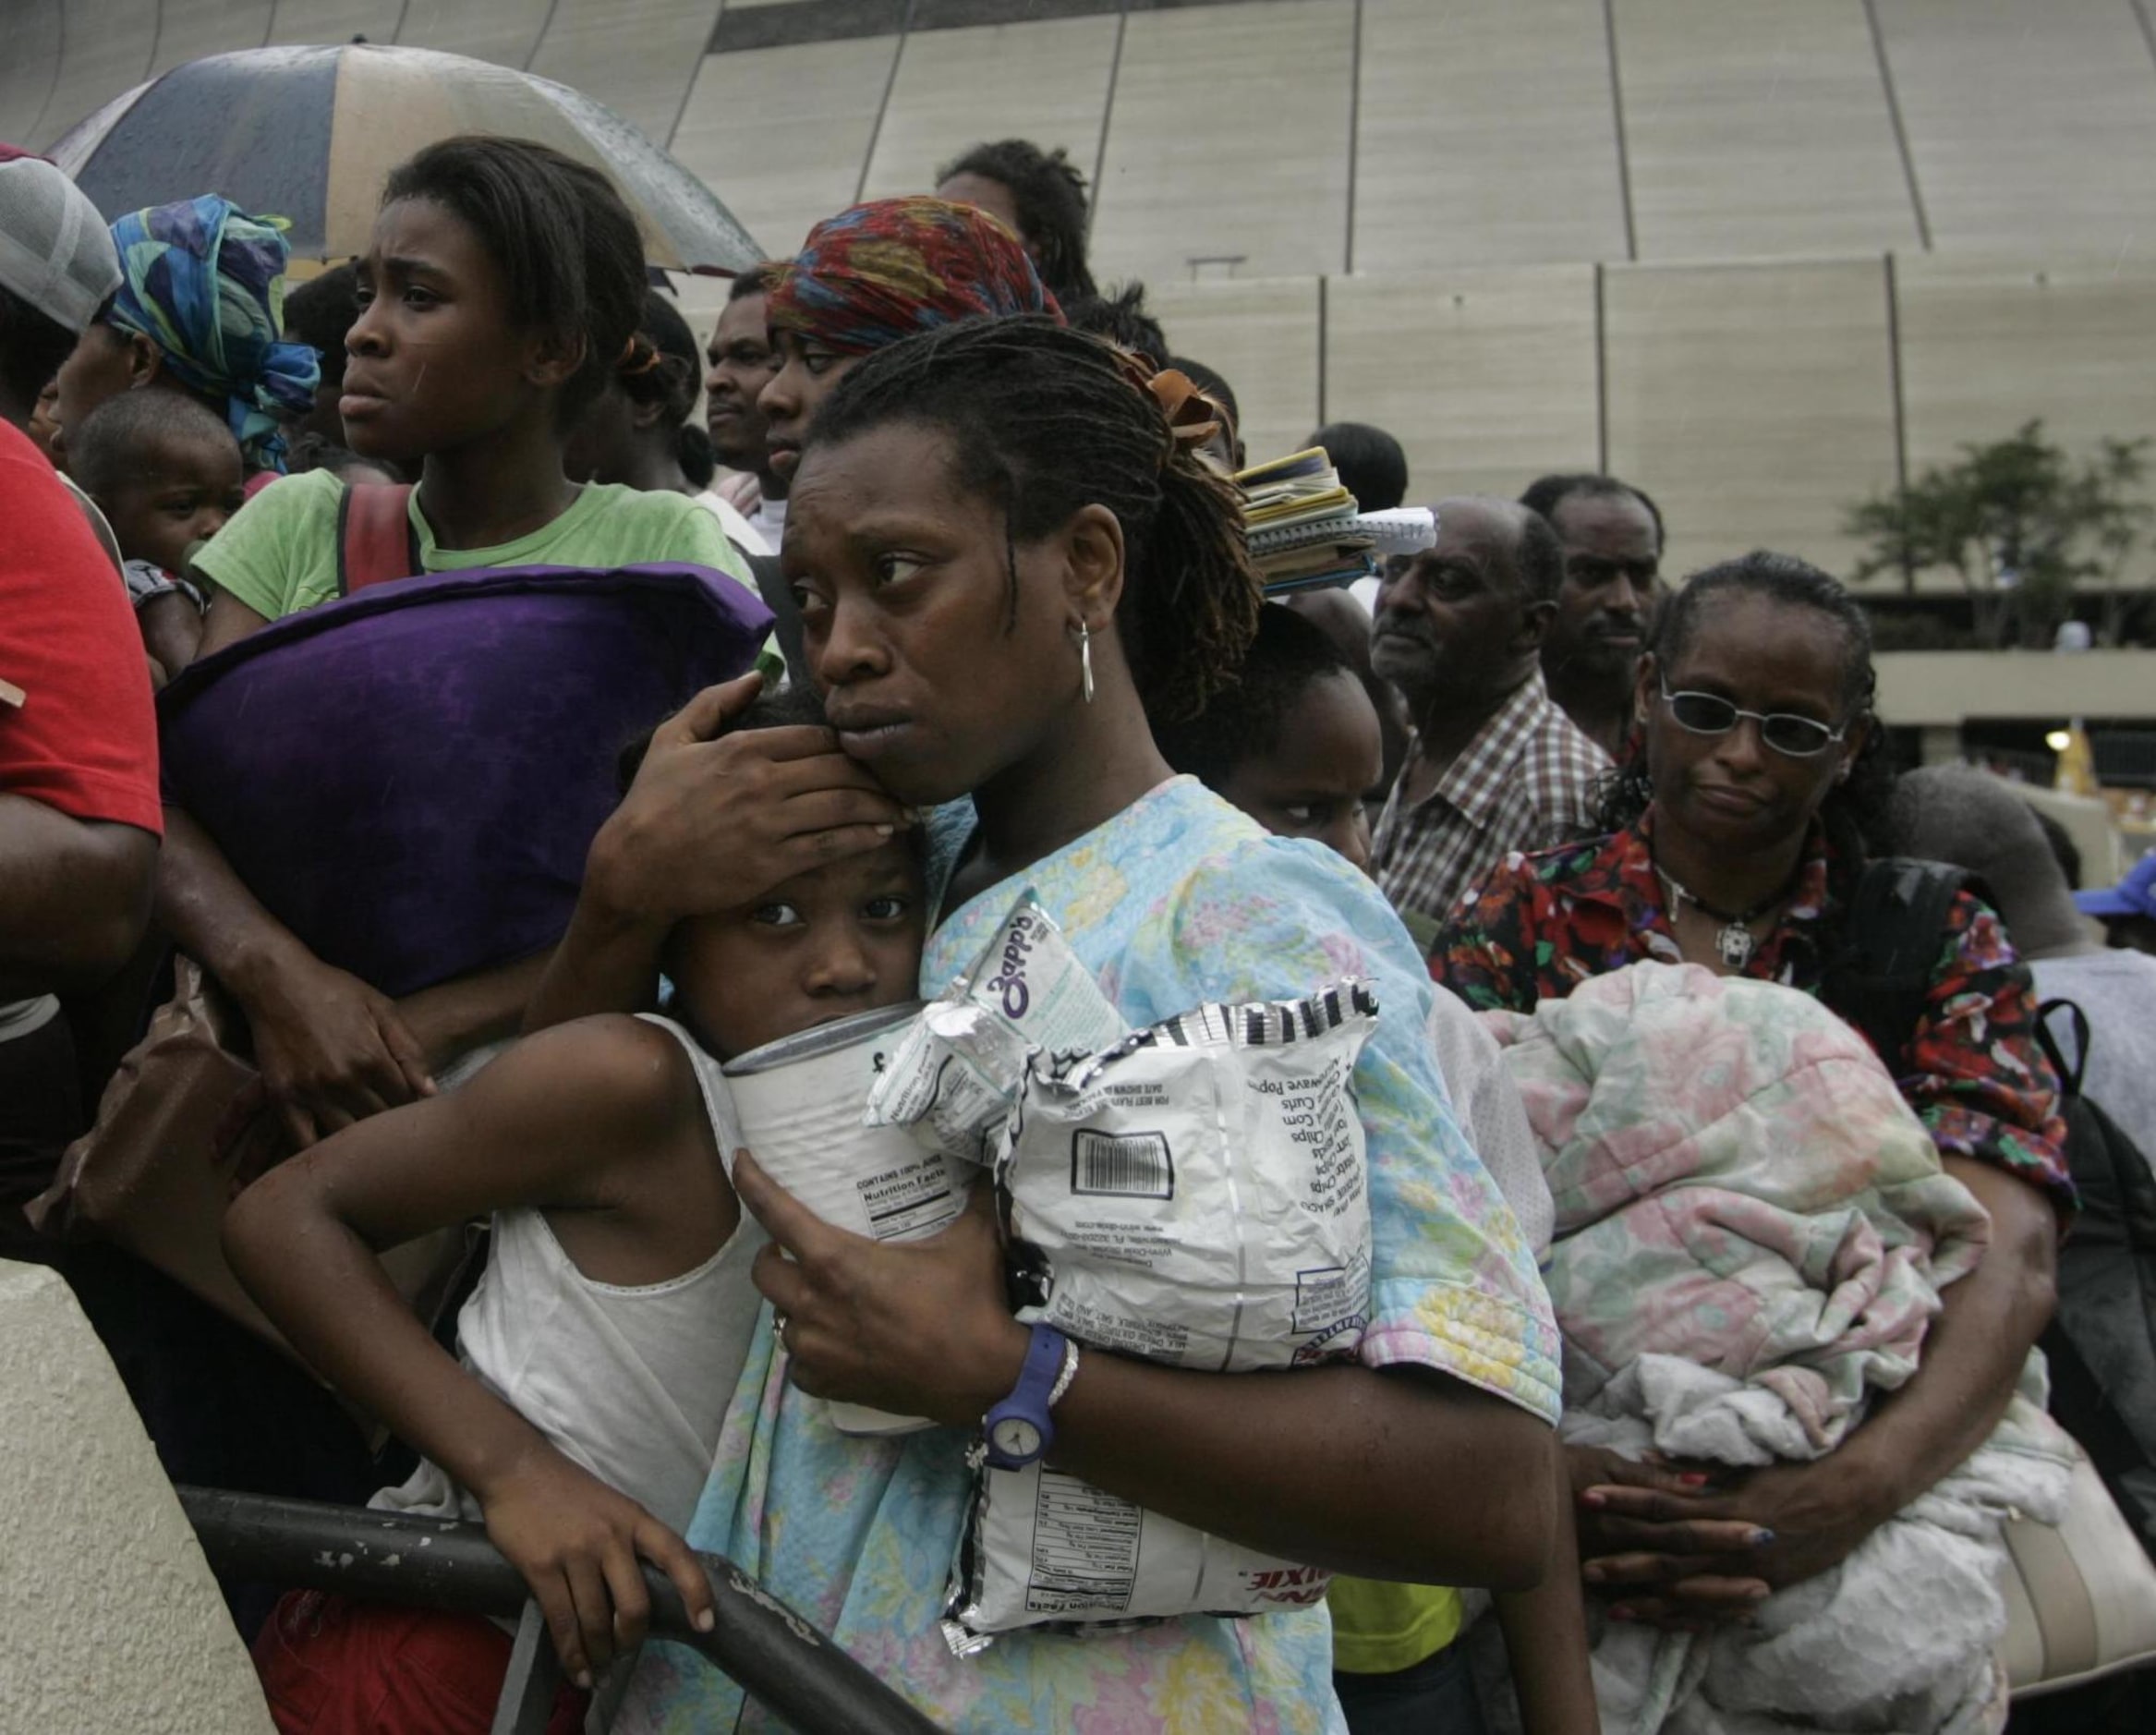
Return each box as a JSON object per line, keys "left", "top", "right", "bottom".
{"left": 2040, "top": 995, "right": 2156, "bottom": 1253}
{"left": 2098, "top": 1093, "right": 2156, "bottom": 1256}
{"left": 2027, "top": 1008, "right": 2156, "bottom": 1552}
{"left": 2039, "top": 1319, "right": 2156, "bottom": 1552}
{"left": 1822, "top": 856, "right": 1972, "bottom": 1067}
{"left": 746, "top": 552, "right": 807, "bottom": 688}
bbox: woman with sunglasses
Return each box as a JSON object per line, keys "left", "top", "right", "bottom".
{"left": 1435, "top": 551, "right": 2071, "bottom": 1660}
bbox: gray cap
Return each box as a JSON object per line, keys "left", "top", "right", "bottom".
{"left": 1889, "top": 765, "right": 2088, "bottom": 957}
{"left": 0, "top": 144, "right": 120, "bottom": 335}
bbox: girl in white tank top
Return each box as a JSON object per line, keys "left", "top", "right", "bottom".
{"left": 369, "top": 1018, "right": 766, "bottom": 1542}
{"left": 226, "top": 692, "right": 927, "bottom": 1730}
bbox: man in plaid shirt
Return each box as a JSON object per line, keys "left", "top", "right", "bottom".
{"left": 1370, "top": 497, "right": 1610, "bottom": 951}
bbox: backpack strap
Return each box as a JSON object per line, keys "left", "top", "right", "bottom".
{"left": 2035, "top": 996, "right": 2091, "bottom": 1101}
{"left": 334, "top": 483, "right": 420, "bottom": 596}
{"left": 745, "top": 552, "right": 807, "bottom": 688}
{"left": 1822, "top": 856, "right": 1973, "bottom": 1067}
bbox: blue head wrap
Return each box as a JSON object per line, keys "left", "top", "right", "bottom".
{"left": 107, "top": 196, "right": 320, "bottom": 473}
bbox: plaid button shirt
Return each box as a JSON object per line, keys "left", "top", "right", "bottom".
{"left": 1373, "top": 672, "right": 1610, "bottom": 949}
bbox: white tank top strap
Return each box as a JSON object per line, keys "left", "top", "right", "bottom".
{"left": 637, "top": 1012, "right": 745, "bottom": 1179}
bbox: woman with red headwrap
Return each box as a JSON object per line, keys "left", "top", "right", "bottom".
{"left": 754, "top": 196, "right": 1061, "bottom": 488}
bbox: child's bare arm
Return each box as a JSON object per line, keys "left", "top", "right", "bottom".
{"left": 227, "top": 1014, "right": 720, "bottom": 1268}
{"left": 1494, "top": 1450, "right": 1601, "bottom": 1735}
{"left": 394, "top": 951, "right": 553, "bottom": 1074}
{"left": 224, "top": 1017, "right": 725, "bottom": 1680}
{"left": 194, "top": 585, "right": 273, "bottom": 660}
{"left": 138, "top": 590, "right": 203, "bottom": 675}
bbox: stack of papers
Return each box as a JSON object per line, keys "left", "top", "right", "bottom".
{"left": 1236, "top": 450, "right": 1436, "bottom": 594}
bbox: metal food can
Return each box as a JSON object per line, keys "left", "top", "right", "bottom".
{"left": 725, "top": 1001, "right": 971, "bottom": 1438}
{"left": 723, "top": 1002, "right": 973, "bottom": 1244}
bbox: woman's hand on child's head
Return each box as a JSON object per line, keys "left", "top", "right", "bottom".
{"left": 734, "top": 1150, "right": 1027, "bottom": 1429}
{"left": 477, "top": 1447, "right": 716, "bottom": 1689}
{"left": 589, "top": 674, "right": 910, "bottom": 928}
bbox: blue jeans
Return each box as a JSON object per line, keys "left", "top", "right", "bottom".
{"left": 1334, "top": 1641, "right": 1488, "bottom": 1735}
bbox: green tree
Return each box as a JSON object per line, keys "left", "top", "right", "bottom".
{"left": 2070, "top": 437, "right": 2155, "bottom": 647}
{"left": 1844, "top": 420, "right": 2152, "bottom": 648}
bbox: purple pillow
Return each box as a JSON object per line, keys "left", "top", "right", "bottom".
{"left": 159, "top": 564, "right": 773, "bottom": 998}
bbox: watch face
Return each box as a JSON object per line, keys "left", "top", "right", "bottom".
{"left": 988, "top": 1415, "right": 1043, "bottom": 1461}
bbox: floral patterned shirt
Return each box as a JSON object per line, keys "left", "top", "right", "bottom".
{"left": 616, "top": 777, "right": 1558, "bottom": 1733}
{"left": 1433, "top": 816, "right": 2074, "bottom": 1210}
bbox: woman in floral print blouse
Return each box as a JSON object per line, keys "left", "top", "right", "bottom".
{"left": 1435, "top": 550, "right": 2069, "bottom": 1643}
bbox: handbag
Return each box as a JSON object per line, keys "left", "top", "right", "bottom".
{"left": 1819, "top": 870, "right": 2156, "bottom": 1696}
{"left": 32, "top": 504, "right": 768, "bottom": 1352}
{"left": 2003, "top": 1437, "right": 2156, "bottom": 1695}
{"left": 1998, "top": 1001, "right": 2156, "bottom": 1694}
{"left": 21, "top": 483, "right": 440, "bottom": 1324}
{"left": 25, "top": 958, "right": 474, "bottom": 1362}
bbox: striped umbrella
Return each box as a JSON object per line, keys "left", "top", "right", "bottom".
{"left": 48, "top": 43, "right": 760, "bottom": 275}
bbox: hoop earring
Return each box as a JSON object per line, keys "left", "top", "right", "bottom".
{"left": 1077, "top": 621, "right": 1096, "bottom": 704}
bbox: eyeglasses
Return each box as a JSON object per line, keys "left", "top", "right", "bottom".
{"left": 1658, "top": 686, "right": 1847, "bottom": 758}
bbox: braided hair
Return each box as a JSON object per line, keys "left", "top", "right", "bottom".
{"left": 1596, "top": 549, "right": 1898, "bottom": 860}
{"left": 806, "top": 315, "right": 1261, "bottom": 722}
{"left": 618, "top": 289, "right": 713, "bottom": 486}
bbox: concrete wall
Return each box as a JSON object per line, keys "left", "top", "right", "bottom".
{"left": 18, "top": 0, "right": 2156, "bottom": 276}
{"left": 1175, "top": 250, "right": 2156, "bottom": 611}
{"left": 1874, "top": 649, "right": 2156, "bottom": 727}
{"left": 6, "top": 0, "right": 2154, "bottom": 682}
{"left": 0, "top": 1261, "right": 273, "bottom": 1735}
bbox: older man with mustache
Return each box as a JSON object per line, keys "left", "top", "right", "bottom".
{"left": 1369, "top": 497, "right": 1610, "bottom": 952}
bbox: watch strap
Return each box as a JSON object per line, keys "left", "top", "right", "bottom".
{"left": 982, "top": 1322, "right": 1071, "bottom": 1470}
{"left": 1048, "top": 1337, "right": 1081, "bottom": 1409}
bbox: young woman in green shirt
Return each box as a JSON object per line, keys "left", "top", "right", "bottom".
{"left": 177, "top": 137, "right": 803, "bottom": 1137}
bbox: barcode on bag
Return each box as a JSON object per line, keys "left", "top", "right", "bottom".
{"left": 1070, "top": 1131, "right": 1174, "bottom": 1199}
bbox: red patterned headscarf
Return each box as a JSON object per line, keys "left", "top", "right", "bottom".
{"left": 765, "top": 197, "right": 1063, "bottom": 356}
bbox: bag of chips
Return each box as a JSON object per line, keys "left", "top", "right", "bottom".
{"left": 867, "top": 892, "right": 1126, "bottom": 1166}
{"left": 942, "top": 1462, "right": 1331, "bottom": 1654}
{"left": 999, "top": 981, "right": 1377, "bottom": 1373}
{"left": 942, "top": 981, "right": 1377, "bottom": 1646}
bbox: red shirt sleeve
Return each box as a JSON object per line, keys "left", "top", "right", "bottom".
{"left": 0, "top": 419, "right": 163, "bottom": 836}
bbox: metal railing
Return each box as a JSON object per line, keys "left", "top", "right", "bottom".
{"left": 180, "top": 1486, "right": 943, "bottom": 1735}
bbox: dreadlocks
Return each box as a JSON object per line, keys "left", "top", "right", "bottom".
{"left": 935, "top": 140, "right": 1099, "bottom": 305}
{"left": 806, "top": 315, "right": 1261, "bottom": 722}
{"left": 1152, "top": 601, "right": 1356, "bottom": 790}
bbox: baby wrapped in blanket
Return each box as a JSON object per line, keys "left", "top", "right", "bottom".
{"left": 1478, "top": 961, "right": 2072, "bottom": 1735}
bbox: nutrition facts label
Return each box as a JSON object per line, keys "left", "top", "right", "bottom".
{"left": 1023, "top": 1472, "right": 1141, "bottom": 1615}
{"left": 853, "top": 1152, "right": 964, "bottom": 1242}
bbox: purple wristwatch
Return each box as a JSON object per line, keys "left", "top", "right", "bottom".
{"left": 983, "top": 1322, "right": 1076, "bottom": 1470}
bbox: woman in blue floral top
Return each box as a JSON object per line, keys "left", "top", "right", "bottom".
{"left": 1435, "top": 550, "right": 2069, "bottom": 1644}
{"left": 541, "top": 319, "right": 1566, "bottom": 1732}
